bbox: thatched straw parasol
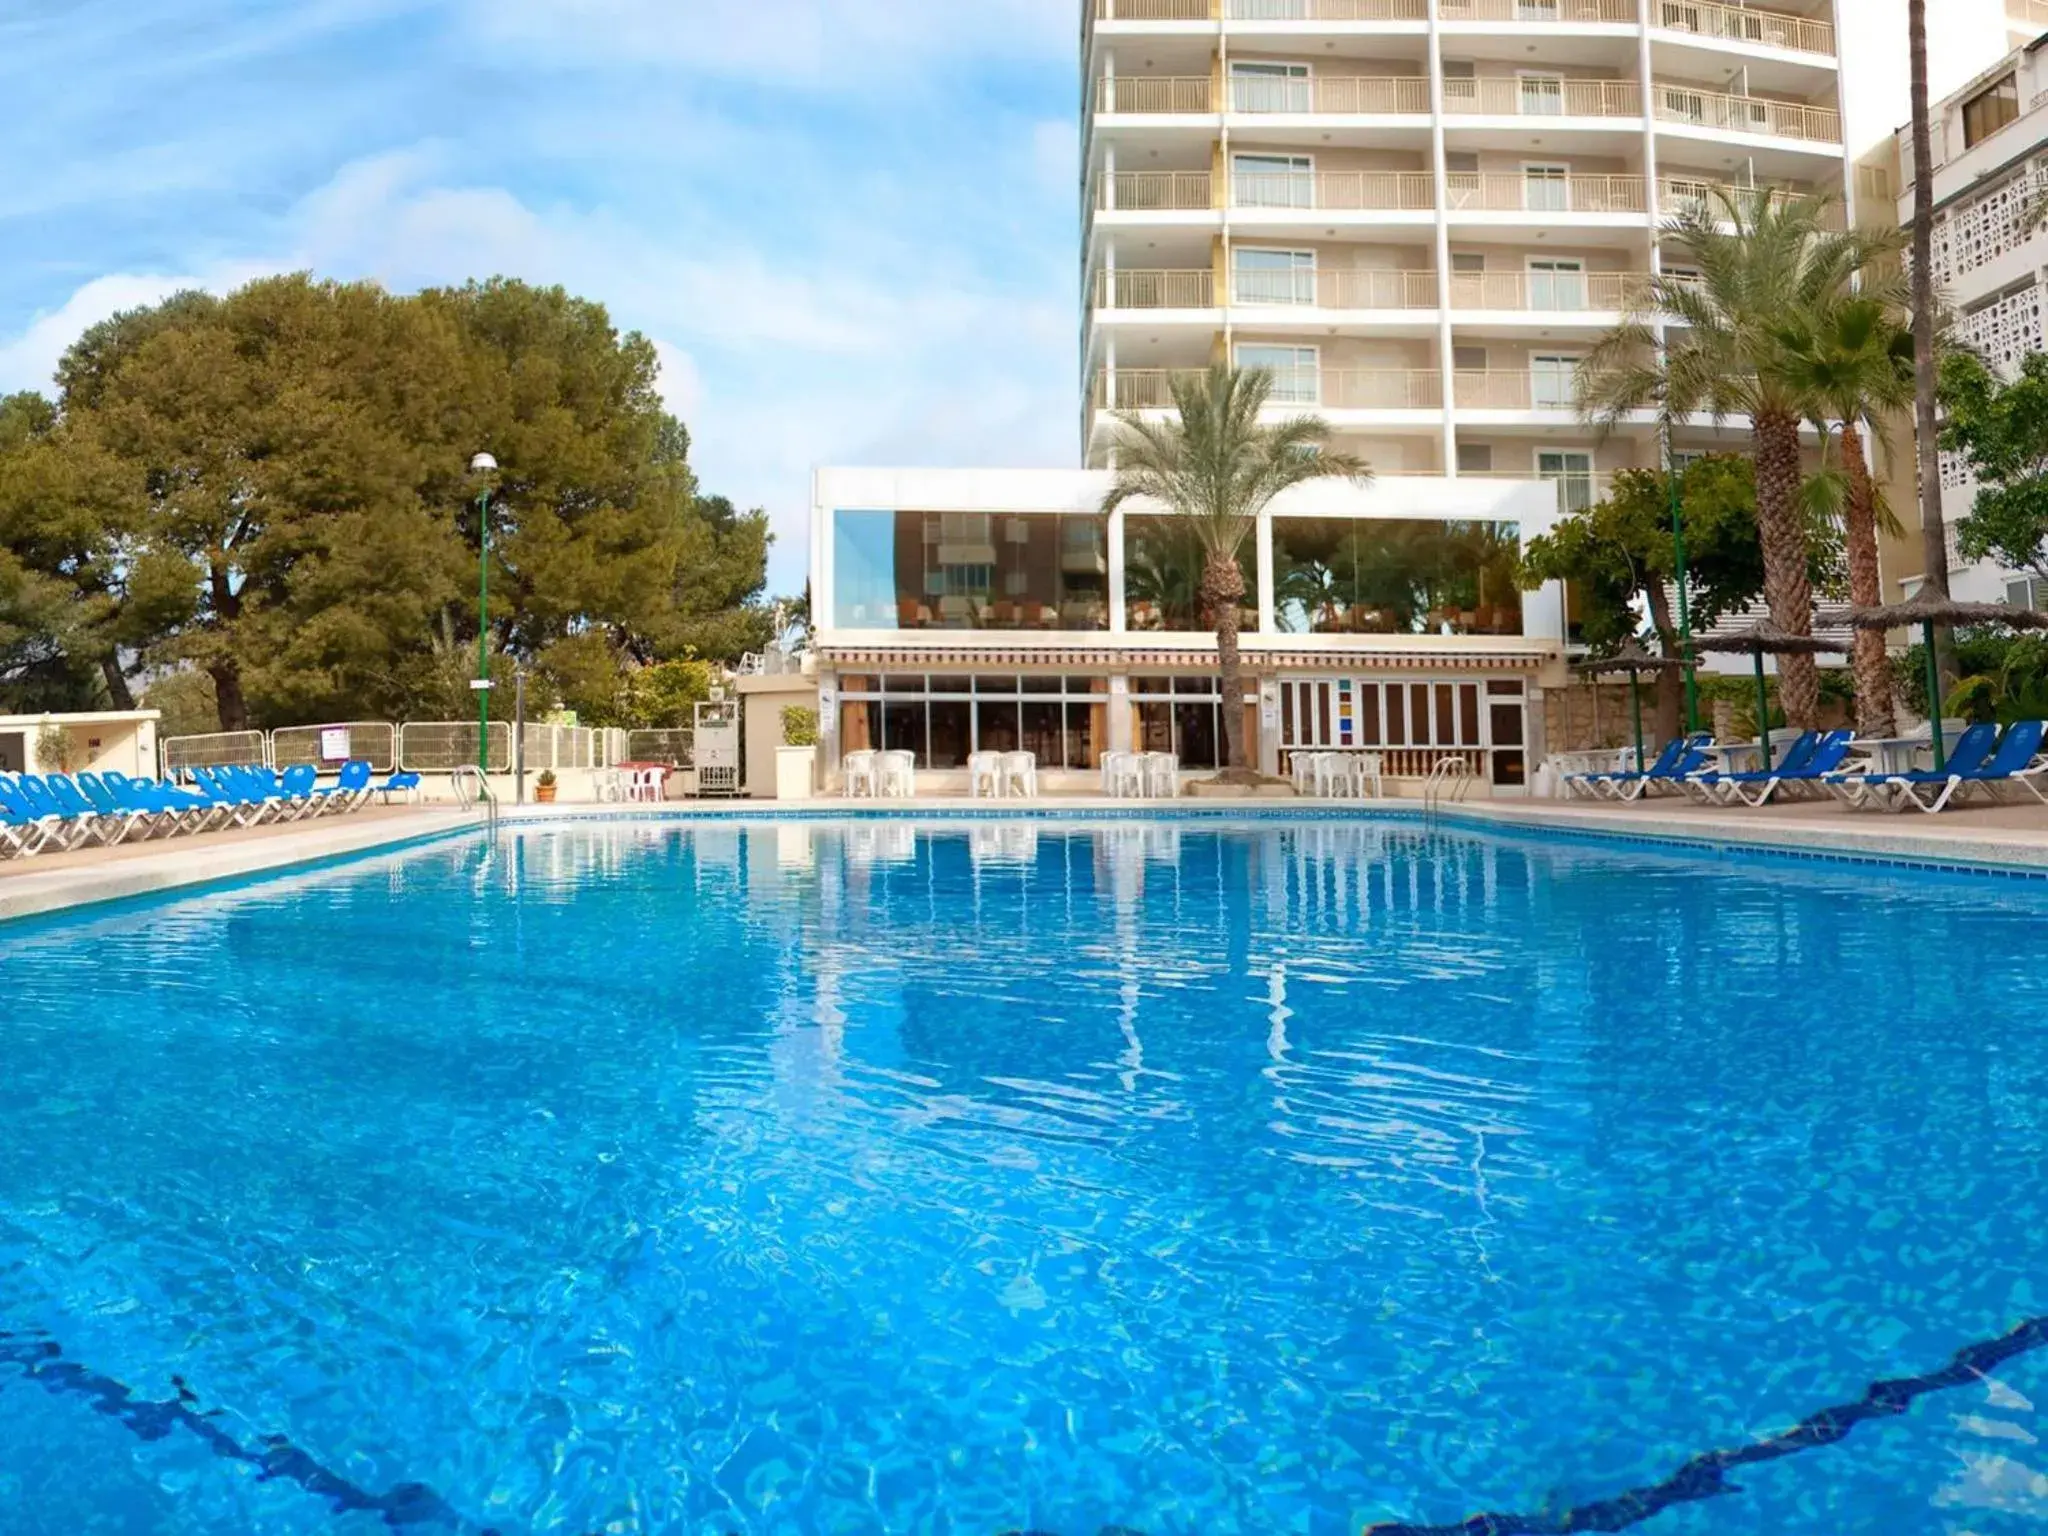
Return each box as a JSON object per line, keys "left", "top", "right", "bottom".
{"left": 1694, "top": 621, "right": 1848, "bottom": 772}
{"left": 1572, "top": 641, "right": 1692, "bottom": 771}
{"left": 1842, "top": 591, "right": 2048, "bottom": 769}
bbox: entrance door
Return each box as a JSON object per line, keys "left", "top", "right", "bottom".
{"left": 1523, "top": 163, "right": 1570, "bottom": 212}
{"left": 1529, "top": 354, "right": 1581, "bottom": 408}
{"left": 0, "top": 731, "right": 22, "bottom": 774}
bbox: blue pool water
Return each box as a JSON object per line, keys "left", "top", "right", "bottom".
{"left": 3, "top": 817, "right": 2047, "bottom": 1536}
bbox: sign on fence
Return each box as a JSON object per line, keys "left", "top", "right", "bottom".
{"left": 318, "top": 727, "right": 351, "bottom": 762}
{"left": 271, "top": 722, "right": 398, "bottom": 774}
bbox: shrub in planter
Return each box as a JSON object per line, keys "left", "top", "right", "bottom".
{"left": 781, "top": 707, "right": 820, "bottom": 748}
{"left": 536, "top": 769, "right": 558, "bottom": 803}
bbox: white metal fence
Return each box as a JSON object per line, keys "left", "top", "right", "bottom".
{"left": 161, "top": 730, "right": 269, "bottom": 778}
{"left": 398, "top": 721, "right": 514, "bottom": 773}
{"left": 270, "top": 721, "right": 398, "bottom": 773}
{"left": 626, "top": 729, "right": 694, "bottom": 765}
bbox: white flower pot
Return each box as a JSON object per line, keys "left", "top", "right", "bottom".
{"left": 775, "top": 744, "right": 816, "bottom": 800}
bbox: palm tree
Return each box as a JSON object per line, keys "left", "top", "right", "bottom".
{"left": 1776, "top": 295, "right": 1915, "bottom": 735}
{"left": 1908, "top": 0, "right": 1955, "bottom": 695}
{"left": 1100, "top": 364, "right": 1369, "bottom": 775}
{"left": 1579, "top": 188, "right": 1892, "bottom": 728}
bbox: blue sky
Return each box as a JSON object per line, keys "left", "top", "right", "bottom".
{"left": 0, "top": 0, "right": 1084, "bottom": 592}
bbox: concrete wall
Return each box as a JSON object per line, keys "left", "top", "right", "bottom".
{"left": 736, "top": 674, "right": 822, "bottom": 799}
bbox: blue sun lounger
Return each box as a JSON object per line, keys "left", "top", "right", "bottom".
{"left": 1685, "top": 730, "right": 1856, "bottom": 807}
{"left": 1565, "top": 734, "right": 1709, "bottom": 801}
{"left": 1823, "top": 722, "right": 2001, "bottom": 811}
{"left": 1882, "top": 719, "right": 2048, "bottom": 813}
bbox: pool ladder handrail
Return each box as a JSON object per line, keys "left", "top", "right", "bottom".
{"left": 451, "top": 764, "right": 500, "bottom": 831}
{"left": 1420, "top": 755, "right": 1475, "bottom": 827}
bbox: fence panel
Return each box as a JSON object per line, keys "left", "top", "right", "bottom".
{"left": 161, "top": 730, "right": 268, "bottom": 780}
{"left": 399, "top": 721, "right": 512, "bottom": 773}
{"left": 270, "top": 721, "right": 397, "bottom": 773}
{"left": 626, "top": 729, "right": 695, "bottom": 767}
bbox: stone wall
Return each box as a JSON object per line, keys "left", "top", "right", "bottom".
{"left": 1540, "top": 681, "right": 1666, "bottom": 755}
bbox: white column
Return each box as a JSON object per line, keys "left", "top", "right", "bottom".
{"left": 1108, "top": 675, "right": 1133, "bottom": 754}
{"left": 1425, "top": 0, "right": 1457, "bottom": 474}
{"left": 1254, "top": 509, "right": 1276, "bottom": 633}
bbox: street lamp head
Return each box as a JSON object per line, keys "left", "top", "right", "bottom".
{"left": 469, "top": 451, "right": 498, "bottom": 475}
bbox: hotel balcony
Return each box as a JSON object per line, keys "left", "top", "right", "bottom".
{"left": 1649, "top": 0, "right": 1835, "bottom": 59}
{"left": 1440, "top": 75, "right": 1641, "bottom": 119}
{"left": 1097, "top": 365, "right": 1445, "bottom": 411}
{"left": 1651, "top": 83, "right": 1841, "bottom": 146}
{"left": 1094, "top": 73, "right": 1432, "bottom": 117}
{"left": 1089, "top": 266, "right": 1650, "bottom": 319}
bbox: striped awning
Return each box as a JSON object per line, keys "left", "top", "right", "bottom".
{"left": 817, "top": 642, "right": 1554, "bottom": 674}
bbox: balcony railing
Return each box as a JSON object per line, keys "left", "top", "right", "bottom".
{"left": 1445, "top": 171, "right": 1647, "bottom": 213}
{"left": 1238, "top": 268, "right": 1440, "bottom": 307}
{"left": 1228, "top": 0, "right": 1427, "bottom": 15}
{"left": 1441, "top": 76, "right": 1642, "bottom": 117}
{"left": 1232, "top": 169, "right": 1437, "bottom": 210}
{"left": 2014, "top": 0, "right": 2048, "bottom": 26}
{"left": 1232, "top": 74, "right": 1432, "bottom": 113}
{"left": 1094, "top": 0, "right": 1211, "bottom": 18}
{"left": 1657, "top": 175, "right": 1844, "bottom": 225}
{"left": 1651, "top": 0, "right": 1835, "bottom": 57}
{"left": 1097, "top": 170, "right": 1216, "bottom": 210}
{"left": 1455, "top": 370, "right": 1601, "bottom": 409}
{"left": 1652, "top": 84, "right": 1841, "bottom": 143}
{"left": 1098, "top": 367, "right": 1444, "bottom": 409}
{"left": 1440, "top": 0, "right": 1636, "bottom": 20}
{"left": 1099, "top": 76, "right": 1214, "bottom": 113}
{"left": 1449, "top": 270, "right": 1648, "bottom": 310}
{"left": 1094, "top": 268, "right": 1439, "bottom": 308}
{"left": 1095, "top": 269, "right": 1216, "bottom": 308}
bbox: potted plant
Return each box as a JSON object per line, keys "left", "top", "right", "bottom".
{"left": 535, "top": 768, "right": 558, "bottom": 804}
{"left": 776, "top": 706, "right": 819, "bottom": 800}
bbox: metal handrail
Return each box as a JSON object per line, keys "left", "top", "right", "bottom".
{"left": 1421, "top": 755, "right": 1476, "bottom": 824}
{"left": 451, "top": 765, "right": 500, "bottom": 830}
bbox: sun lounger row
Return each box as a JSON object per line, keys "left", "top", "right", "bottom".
{"left": 0, "top": 761, "right": 421, "bottom": 859}
{"left": 1562, "top": 722, "right": 2048, "bottom": 814}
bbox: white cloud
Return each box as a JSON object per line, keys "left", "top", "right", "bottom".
{"left": 0, "top": 273, "right": 205, "bottom": 396}
{"left": 462, "top": 0, "right": 1069, "bottom": 83}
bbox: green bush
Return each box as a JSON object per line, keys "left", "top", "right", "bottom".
{"left": 780, "top": 706, "right": 819, "bottom": 748}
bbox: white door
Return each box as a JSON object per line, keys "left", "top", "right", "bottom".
{"left": 1234, "top": 248, "right": 1317, "bottom": 306}
{"left": 1519, "top": 74, "right": 1565, "bottom": 116}
{"left": 1527, "top": 258, "right": 1586, "bottom": 311}
{"left": 1237, "top": 344, "right": 1320, "bottom": 403}
{"left": 1233, "top": 152, "right": 1314, "bottom": 209}
{"left": 1523, "top": 164, "right": 1569, "bottom": 212}
{"left": 1537, "top": 449, "right": 1595, "bottom": 511}
{"left": 1529, "top": 355, "right": 1581, "bottom": 408}
{"left": 1232, "top": 62, "right": 1311, "bottom": 114}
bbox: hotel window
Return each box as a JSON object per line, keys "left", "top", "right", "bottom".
{"left": 1233, "top": 152, "right": 1314, "bottom": 209}
{"left": 1132, "top": 676, "right": 1230, "bottom": 772}
{"left": 1271, "top": 518, "right": 1522, "bottom": 636}
{"left": 1529, "top": 354, "right": 1581, "bottom": 409}
{"left": 1537, "top": 450, "right": 1596, "bottom": 512}
{"left": 1527, "top": 258, "right": 1586, "bottom": 311}
{"left": 1235, "top": 343, "right": 1319, "bottom": 404}
{"left": 836, "top": 675, "right": 1109, "bottom": 772}
{"left": 1523, "top": 163, "right": 1570, "bottom": 212}
{"left": 1230, "top": 61, "right": 1311, "bottom": 114}
{"left": 1963, "top": 75, "right": 2020, "bottom": 149}
{"left": 1233, "top": 247, "right": 1317, "bottom": 306}
{"left": 831, "top": 510, "right": 1107, "bottom": 631}
{"left": 1125, "top": 516, "right": 1261, "bottom": 633}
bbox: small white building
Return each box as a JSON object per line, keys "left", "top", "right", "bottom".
{"left": 805, "top": 466, "right": 1568, "bottom": 795}
{"left": 0, "top": 710, "right": 161, "bottom": 779}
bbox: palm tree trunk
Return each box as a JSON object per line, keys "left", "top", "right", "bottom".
{"left": 1202, "top": 550, "right": 1249, "bottom": 772}
{"left": 1909, "top": 0, "right": 1958, "bottom": 692}
{"left": 1752, "top": 408, "right": 1821, "bottom": 728}
{"left": 1839, "top": 420, "right": 1896, "bottom": 736}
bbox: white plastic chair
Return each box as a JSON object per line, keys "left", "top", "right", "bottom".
{"left": 1312, "top": 753, "right": 1351, "bottom": 798}
{"left": 591, "top": 768, "right": 626, "bottom": 803}
{"left": 1102, "top": 751, "right": 1143, "bottom": 798}
{"left": 967, "top": 751, "right": 1003, "bottom": 799}
{"left": 632, "top": 766, "right": 666, "bottom": 802}
{"left": 1140, "top": 752, "right": 1179, "bottom": 799}
{"left": 1352, "top": 751, "right": 1384, "bottom": 800}
{"left": 842, "top": 750, "right": 878, "bottom": 798}
{"left": 880, "top": 750, "right": 917, "bottom": 798}
{"left": 1289, "top": 751, "right": 1318, "bottom": 795}
{"left": 1000, "top": 751, "right": 1038, "bottom": 799}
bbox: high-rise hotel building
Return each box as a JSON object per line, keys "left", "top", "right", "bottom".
{"left": 1082, "top": 0, "right": 1855, "bottom": 498}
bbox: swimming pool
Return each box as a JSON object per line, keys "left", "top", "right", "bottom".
{"left": 3, "top": 818, "right": 2045, "bottom": 1535}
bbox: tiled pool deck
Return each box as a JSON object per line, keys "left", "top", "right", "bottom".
{"left": 7, "top": 792, "right": 2048, "bottom": 923}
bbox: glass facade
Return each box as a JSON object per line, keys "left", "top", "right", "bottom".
{"left": 833, "top": 511, "right": 1109, "bottom": 631}
{"left": 1272, "top": 518, "right": 1522, "bottom": 636}
{"left": 1131, "top": 675, "right": 1230, "bottom": 772}
{"left": 837, "top": 675, "right": 1109, "bottom": 771}
{"left": 1123, "top": 517, "right": 1261, "bottom": 633}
